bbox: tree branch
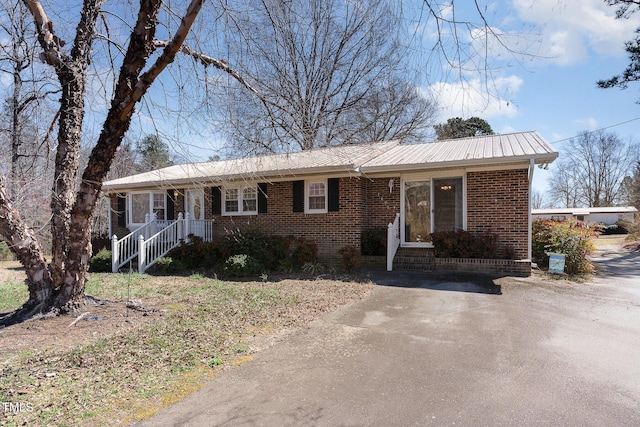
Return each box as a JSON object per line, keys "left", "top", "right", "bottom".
{"left": 152, "top": 40, "right": 285, "bottom": 112}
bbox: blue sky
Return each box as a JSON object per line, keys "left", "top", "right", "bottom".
{"left": 92, "top": 0, "right": 640, "bottom": 199}
{"left": 421, "top": 0, "right": 640, "bottom": 196}
{"left": 4, "top": 0, "right": 636, "bottom": 200}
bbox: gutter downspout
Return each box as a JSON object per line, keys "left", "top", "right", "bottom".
{"left": 528, "top": 159, "right": 534, "bottom": 261}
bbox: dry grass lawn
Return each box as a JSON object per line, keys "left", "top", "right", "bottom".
{"left": 0, "top": 264, "right": 374, "bottom": 426}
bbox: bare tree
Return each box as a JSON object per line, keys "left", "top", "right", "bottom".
{"left": 218, "top": 0, "right": 436, "bottom": 153}
{"left": 0, "top": 0, "right": 248, "bottom": 323}
{"left": 0, "top": 1, "right": 57, "bottom": 191}
{"left": 549, "top": 131, "right": 639, "bottom": 208}
{"left": 548, "top": 167, "right": 581, "bottom": 208}
{"left": 531, "top": 190, "right": 547, "bottom": 210}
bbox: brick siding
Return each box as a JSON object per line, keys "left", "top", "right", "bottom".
{"left": 206, "top": 178, "right": 365, "bottom": 263}
{"left": 466, "top": 169, "right": 530, "bottom": 259}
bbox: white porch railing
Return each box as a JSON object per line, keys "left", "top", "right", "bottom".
{"left": 111, "top": 212, "right": 214, "bottom": 273}
{"left": 188, "top": 219, "right": 214, "bottom": 242}
{"left": 387, "top": 213, "right": 401, "bottom": 271}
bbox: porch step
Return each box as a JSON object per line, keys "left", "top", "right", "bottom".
{"left": 393, "top": 247, "right": 435, "bottom": 272}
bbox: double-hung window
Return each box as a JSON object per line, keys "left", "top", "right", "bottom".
{"left": 306, "top": 180, "right": 327, "bottom": 213}
{"left": 223, "top": 186, "right": 257, "bottom": 215}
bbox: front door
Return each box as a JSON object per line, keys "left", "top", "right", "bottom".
{"left": 186, "top": 189, "right": 204, "bottom": 221}
{"left": 401, "top": 176, "right": 465, "bottom": 246}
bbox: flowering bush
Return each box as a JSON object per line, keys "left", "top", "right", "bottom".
{"left": 532, "top": 219, "right": 596, "bottom": 274}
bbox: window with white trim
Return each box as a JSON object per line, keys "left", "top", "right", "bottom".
{"left": 152, "top": 193, "right": 166, "bottom": 220}
{"left": 128, "top": 191, "right": 166, "bottom": 225}
{"left": 223, "top": 186, "right": 258, "bottom": 215}
{"left": 306, "top": 180, "right": 327, "bottom": 213}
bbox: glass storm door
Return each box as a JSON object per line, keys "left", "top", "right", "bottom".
{"left": 433, "top": 177, "right": 463, "bottom": 232}
{"left": 186, "top": 189, "right": 204, "bottom": 220}
{"left": 403, "top": 180, "right": 431, "bottom": 243}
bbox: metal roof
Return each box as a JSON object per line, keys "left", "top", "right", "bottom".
{"left": 360, "top": 131, "right": 557, "bottom": 171}
{"left": 103, "top": 131, "right": 558, "bottom": 191}
{"left": 103, "top": 141, "right": 397, "bottom": 191}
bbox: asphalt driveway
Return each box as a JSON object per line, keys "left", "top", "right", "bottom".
{"left": 136, "top": 253, "right": 640, "bottom": 426}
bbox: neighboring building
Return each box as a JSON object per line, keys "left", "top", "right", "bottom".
{"left": 532, "top": 207, "right": 638, "bottom": 225}
{"left": 103, "top": 131, "right": 558, "bottom": 276}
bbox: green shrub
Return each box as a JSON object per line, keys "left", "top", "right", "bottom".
{"left": 430, "top": 229, "right": 498, "bottom": 259}
{"left": 361, "top": 227, "right": 387, "bottom": 256}
{"left": 223, "top": 254, "right": 263, "bottom": 276}
{"left": 217, "top": 230, "right": 291, "bottom": 270}
{"left": 532, "top": 219, "right": 596, "bottom": 274}
{"left": 167, "top": 232, "right": 312, "bottom": 273}
{"left": 338, "top": 244, "right": 360, "bottom": 272}
{"left": 301, "top": 262, "right": 325, "bottom": 276}
{"left": 168, "top": 235, "right": 223, "bottom": 270}
{"left": 90, "top": 248, "right": 112, "bottom": 272}
{"left": 0, "top": 240, "right": 12, "bottom": 261}
{"left": 150, "top": 257, "right": 187, "bottom": 274}
{"left": 599, "top": 222, "right": 628, "bottom": 235}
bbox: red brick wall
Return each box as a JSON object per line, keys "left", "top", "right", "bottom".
{"left": 207, "top": 178, "right": 364, "bottom": 263}
{"left": 466, "top": 169, "right": 530, "bottom": 259}
{"left": 362, "top": 177, "right": 401, "bottom": 229}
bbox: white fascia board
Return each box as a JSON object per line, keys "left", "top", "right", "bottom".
{"left": 360, "top": 153, "right": 558, "bottom": 175}
{"left": 103, "top": 166, "right": 361, "bottom": 193}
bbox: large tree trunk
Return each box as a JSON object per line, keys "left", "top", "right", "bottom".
{"left": 0, "top": 0, "right": 206, "bottom": 324}
{"left": 0, "top": 0, "right": 232, "bottom": 325}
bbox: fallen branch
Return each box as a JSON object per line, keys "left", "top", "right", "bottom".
{"left": 68, "top": 312, "right": 90, "bottom": 328}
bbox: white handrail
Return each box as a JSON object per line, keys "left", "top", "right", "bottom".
{"left": 189, "top": 219, "right": 214, "bottom": 242}
{"left": 387, "top": 213, "right": 401, "bottom": 271}
{"left": 111, "top": 213, "right": 158, "bottom": 272}
{"left": 138, "top": 216, "right": 184, "bottom": 273}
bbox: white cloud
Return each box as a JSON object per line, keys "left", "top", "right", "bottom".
{"left": 428, "top": 75, "right": 523, "bottom": 120}
{"left": 512, "top": 0, "right": 640, "bottom": 65}
{"left": 574, "top": 117, "right": 599, "bottom": 131}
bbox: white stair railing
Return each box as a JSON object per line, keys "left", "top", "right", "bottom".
{"left": 138, "top": 213, "right": 185, "bottom": 273}
{"left": 111, "top": 212, "right": 215, "bottom": 273}
{"left": 188, "top": 219, "right": 214, "bottom": 242}
{"left": 387, "top": 213, "right": 401, "bottom": 271}
{"left": 111, "top": 213, "right": 158, "bottom": 273}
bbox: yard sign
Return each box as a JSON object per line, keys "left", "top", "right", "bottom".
{"left": 548, "top": 253, "right": 566, "bottom": 274}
